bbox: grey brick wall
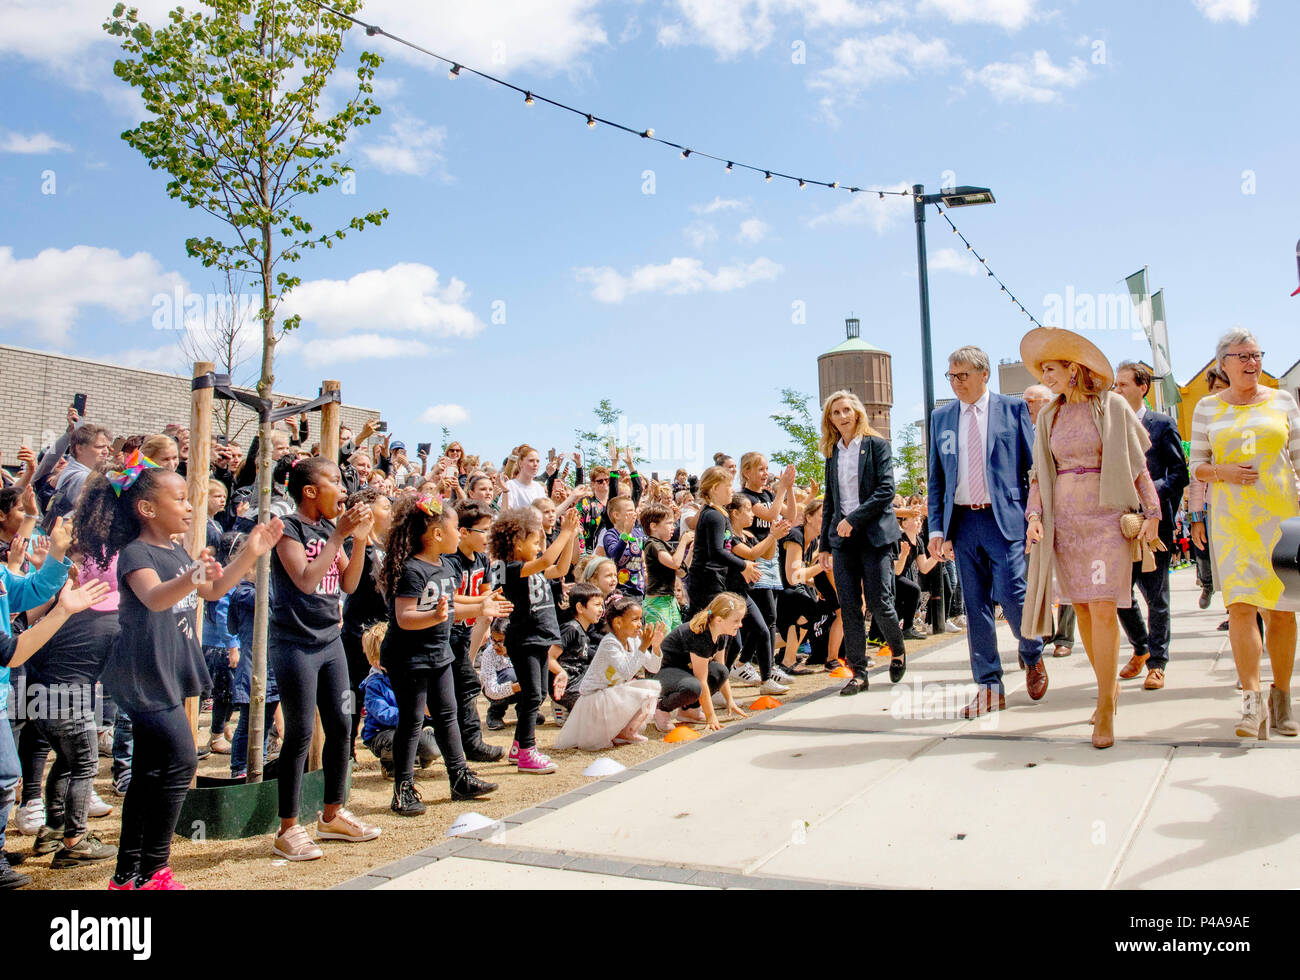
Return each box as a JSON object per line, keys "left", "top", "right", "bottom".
{"left": 0, "top": 344, "right": 379, "bottom": 459}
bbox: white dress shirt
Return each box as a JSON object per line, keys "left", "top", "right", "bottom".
{"left": 836, "top": 435, "right": 862, "bottom": 518}
{"left": 1137, "top": 404, "right": 1148, "bottom": 423}
{"left": 954, "top": 389, "right": 992, "bottom": 507}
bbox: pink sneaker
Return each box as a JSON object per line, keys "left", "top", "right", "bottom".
{"left": 515, "top": 746, "right": 557, "bottom": 774}
{"left": 138, "top": 867, "right": 186, "bottom": 890}
{"left": 508, "top": 741, "right": 519, "bottom": 766}
{"left": 107, "top": 876, "right": 136, "bottom": 891}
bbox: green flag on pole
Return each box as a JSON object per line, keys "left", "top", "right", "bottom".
{"left": 1150, "top": 290, "right": 1181, "bottom": 407}
{"left": 1126, "top": 267, "right": 1153, "bottom": 344}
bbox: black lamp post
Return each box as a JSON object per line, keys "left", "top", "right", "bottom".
{"left": 913, "top": 184, "right": 996, "bottom": 445}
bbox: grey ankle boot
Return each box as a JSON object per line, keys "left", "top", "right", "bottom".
{"left": 1268, "top": 687, "right": 1298, "bottom": 736}
{"left": 1236, "top": 691, "right": 1268, "bottom": 740}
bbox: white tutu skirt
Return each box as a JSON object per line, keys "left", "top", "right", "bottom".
{"left": 554, "top": 680, "right": 661, "bottom": 751}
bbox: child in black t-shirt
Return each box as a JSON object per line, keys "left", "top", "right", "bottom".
{"left": 488, "top": 505, "right": 580, "bottom": 775}
{"left": 378, "top": 494, "right": 507, "bottom": 814}
{"left": 640, "top": 502, "right": 693, "bottom": 632}
{"left": 447, "top": 500, "right": 507, "bottom": 763}
{"left": 269, "top": 457, "right": 378, "bottom": 861}
{"left": 551, "top": 582, "right": 604, "bottom": 725}
{"left": 76, "top": 457, "right": 282, "bottom": 890}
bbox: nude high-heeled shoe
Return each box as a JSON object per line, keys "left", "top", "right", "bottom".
{"left": 1091, "top": 684, "right": 1119, "bottom": 748}
{"left": 1268, "top": 686, "right": 1298, "bottom": 737}
{"left": 1090, "top": 682, "right": 1120, "bottom": 727}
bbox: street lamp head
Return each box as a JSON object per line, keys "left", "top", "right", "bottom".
{"left": 940, "top": 186, "right": 995, "bottom": 208}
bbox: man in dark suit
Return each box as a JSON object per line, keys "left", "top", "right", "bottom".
{"left": 819, "top": 392, "right": 906, "bottom": 696}
{"left": 927, "top": 346, "right": 1047, "bottom": 717}
{"left": 1112, "top": 361, "right": 1190, "bottom": 691}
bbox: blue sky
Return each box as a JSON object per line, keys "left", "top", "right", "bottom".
{"left": 2, "top": 0, "right": 1296, "bottom": 474}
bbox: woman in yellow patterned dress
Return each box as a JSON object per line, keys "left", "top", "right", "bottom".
{"left": 1190, "top": 328, "right": 1300, "bottom": 739}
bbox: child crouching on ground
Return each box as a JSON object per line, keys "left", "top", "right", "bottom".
{"left": 555, "top": 594, "right": 665, "bottom": 751}
{"left": 479, "top": 618, "right": 529, "bottom": 731}
{"left": 359, "top": 622, "right": 439, "bottom": 779}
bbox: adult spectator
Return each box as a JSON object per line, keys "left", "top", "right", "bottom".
{"left": 1113, "top": 361, "right": 1190, "bottom": 692}
{"left": 47, "top": 423, "right": 113, "bottom": 522}
{"left": 928, "top": 346, "right": 1046, "bottom": 718}
{"left": 1190, "top": 328, "right": 1300, "bottom": 739}
{"left": 1189, "top": 366, "right": 1231, "bottom": 610}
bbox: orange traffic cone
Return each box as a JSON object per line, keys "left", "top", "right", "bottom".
{"left": 748, "top": 695, "right": 782, "bottom": 711}
{"left": 828, "top": 662, "right": 854, "bottom": 678}
{"left": 663, "top": 725, "right": 702, "bottom": 743}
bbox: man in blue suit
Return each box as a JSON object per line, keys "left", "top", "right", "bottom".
{"left": 1112, "top": 361, "right": 1190, "bottom": 692}
{"left": 927, "top": 346, "right": 1047, "bottom": 716}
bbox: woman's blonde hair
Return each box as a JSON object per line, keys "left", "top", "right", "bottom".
{"left": 689, "top": 592, "right": 746, "bottom": 633}
{"left": 140, "top": 434, "right": 178, "bottom": 462}
{"left": 819, "top": 390, "right": 881, "bottom": 458}
{"left": 697, "top": 465, "right": 732, "bottom": 503}
{"left": 362, "top": 621, "right": 387, "bottom": 668}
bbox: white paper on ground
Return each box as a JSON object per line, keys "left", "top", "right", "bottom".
{"left": 583, "top": 757, "right": 627, "bottom": 778}
{"left": 446, "top": 812, "right": 499, "bottom": 837}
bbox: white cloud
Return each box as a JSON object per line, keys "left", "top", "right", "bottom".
{"left": 929, "top": 247, "right": 981, "bottom": 276}
{"left": 691, "top": 196, "right": 747, "bottom": 214}
{"left": 810, "top": 31, "right": 957, "bottom": 95}
{"left": 684, "top": 222, "right": 720, "bottom": 248}
{"left": 420, "top": 403, "right": 471, "bottom": 426}
{"left": 1, "top": 131, "right": 72, "bottom": 154}
{"left": 574, "top": 256, "right": 783, "bottom": 303}
{"left": 299, "top": 334, "right": 436, "bottom": 367}
{"left": 1192, "top": 0, "right": 1257, "bottom": 24}
{"left": 917, "top": 0, "right": 1041, "bottom": 30}
{"left": 284, "top": 263, "right": 486, "bottom": 338}
{"left": 967, "top": 50, "right": 1089, "bottom": 103}
{"left": 360, "top": 112, "right": 448, "bottom": 177}
{"left": 0, "top": 245, "right": 187, "bottom": 344}
{"left": 737, "top": 218, "right": 769, "bottom": 243}
{"left": 806, "top": 183, "right": 912, "bottom": 234}
{"left": 658, "top": 0, "right": 901, "bottom": 58}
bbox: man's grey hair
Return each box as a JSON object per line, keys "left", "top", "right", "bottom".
{"left": 1023, "top": 384, "right": 1053, "bottom": 402}
{"left": 948, "top": 346, "right": 990, "bottom": 374}
{"left": 1215, "top": 327, "right": 1260, "bottom": 370}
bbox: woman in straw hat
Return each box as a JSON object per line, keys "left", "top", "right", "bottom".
{"left": 1020, "top": 328, "right": 1160, "bottom": 749}
{"left": 1189, "top": 328, "right": 1300, "bottom": 740}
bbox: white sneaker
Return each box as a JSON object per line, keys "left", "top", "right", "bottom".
{"left": 759, "top": 678, "right": 789, "bottom": 696}
{"left": 729, "top": 663, "right": 761, "bottom": 687}
{"left": 88, "top": 791, "right": 113, "bottom": 818}
{"left": 712, "top": 691, "right": 728, "bottom": 708}
{"left": 945, "top": 621, "right": 962, "bottom": 633}
{"left": 771, "top": 666, "right": 795, "bottom": 684}
{"left": 952, "top": 615, "right": 967, "bottom": 628}
{"left": 13, "top": 799, "right": 44, "bottom": 836}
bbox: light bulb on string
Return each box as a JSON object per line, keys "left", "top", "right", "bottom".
{"left": 764, "top": 171, "right": 772, "bottom": 182}
{"left": 524, "top": 91, "right": 534, "bottom": 106}
{"left": 448, "top": 64, "right": 460, "bottom": 79}
{"left": 641, "top": 128, "right": 654, "bottom": 138}
{"left": 725, "top": 161, "right": 733, "bottom": 173}
{"left": 586, "top": 114, "right": 595, "bottom": 128}
{"left": 681, "top": 149, "right": 691, "bottom": 159}
{"left": 798, "top": 178, "right": 806, "bottom": 188}
{"left": 829, "top": 181, "right": 838, "bottom": 189}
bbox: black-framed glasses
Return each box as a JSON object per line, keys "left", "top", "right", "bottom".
{"left": 1226, "top": 351, "right": 1265, "bottom": 364}
{"left": 945, "top": 371, "right": 972, "bottom": 383}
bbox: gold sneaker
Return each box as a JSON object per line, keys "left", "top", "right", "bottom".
{"left": 316, "top": 809, "right": 381, "bottom": 843}
{"left": 272, "top": 824, "right": 322, "bottom": 861}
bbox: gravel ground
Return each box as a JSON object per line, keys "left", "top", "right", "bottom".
{"left": 12, "top": 630, "right": 956, "bottom": 890}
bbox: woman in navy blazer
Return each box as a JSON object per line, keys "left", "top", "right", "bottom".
{"left": 818, "top": 390, "right": 906, "bottom": 693}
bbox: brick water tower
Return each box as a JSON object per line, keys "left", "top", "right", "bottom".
{"left": 817, "top": 316, "right": 893, "bottom": 441}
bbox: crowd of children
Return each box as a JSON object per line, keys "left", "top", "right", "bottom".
{"left": 2, "top": 403, "right": 965, "bottom": 892}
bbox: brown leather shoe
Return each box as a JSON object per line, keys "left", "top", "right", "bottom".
{"left": 1144, "top": 667, "right": 1165, "bottom": 690}
{"left": 961, "top": 689, "right": 1006, "bottom": 719}
{"left": 1025, "top": 660, "right": 1049, "bottom": 701}
{"left": 1119, "top": 653, "right": 1149, "bottom": 680}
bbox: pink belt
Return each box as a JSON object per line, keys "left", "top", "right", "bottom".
{"left": 1059, "top": 467, "right": 1101, "bottom": 476}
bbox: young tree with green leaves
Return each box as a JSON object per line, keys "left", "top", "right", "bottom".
{"left": 770, "top": 388, "right": 824, "bottom": 487}
{"left": 105, "top": 0, "right": 387, "bottom": 782}
{"left": 893, "top": 423, "right": 926, "bottom": 497}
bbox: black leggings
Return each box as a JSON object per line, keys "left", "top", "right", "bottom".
{"left": 388, "top": 662, "right": 466, "bottom": 785}
{"left": 268, "top": 636, "right": 351, "bottom": 820}
{"left": 114, "top": 703, "right": 196, "bottom": 882}
{"left": 507, "top": 642, "right": 549, "bottom": 750}
{"left": 738, "top": 593, "right": 774, "bottom": 680}
{"left": 657, "top": 661, "right": 729, "bottom": 713}
{"left": 341, "top": 629, "right": 370, "bottom": 750}
{"left": 449, "top": 629, "right": 488, "bottom": 752}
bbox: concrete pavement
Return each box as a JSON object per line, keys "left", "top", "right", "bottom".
{"left": 340, "top": 567, "right": 1300, "bottom": 890}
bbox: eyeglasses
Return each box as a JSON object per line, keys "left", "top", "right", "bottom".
{"left": 945, "top": 372, "right": 972, "bottom": 384}
{"left": 593, "top": 478, "right": 609, "bottom": 484}
{"left": 1226, "top": 351, "right": 1265, "bottom": 364}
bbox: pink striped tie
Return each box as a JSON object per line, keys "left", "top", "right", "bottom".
{"left": 966, "top": 406, "right": 987, "bottom": 505}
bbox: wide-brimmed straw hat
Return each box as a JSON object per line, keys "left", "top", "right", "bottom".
{"left": 1019, "top": 327, "right": 1114, "bottom": 390}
